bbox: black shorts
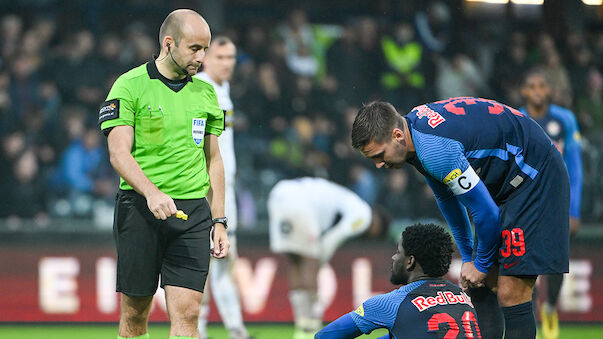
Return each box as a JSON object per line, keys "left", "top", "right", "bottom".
{"left": 113, "top": 190, "right": 212, "bottom": 296}
{"left": 497, "top": 147, "right": 570, "bottom": 276}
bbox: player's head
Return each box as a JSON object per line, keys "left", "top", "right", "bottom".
{"left": 159, "top": 9, "right": 211, "bottom": 76}
{"left": 352, "top": 101, "right": 409, "bottom": 169}
{"left": 521, "top": 67, "right": 552, "bottom": 109}
{"left": 202, "top": 36, "right": 236, "bottom": 84}
{"left": 390, "top": 223, "right": 453, "bottom": 285}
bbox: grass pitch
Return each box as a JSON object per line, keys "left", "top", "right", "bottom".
{"left": 1, "top": 323, "right": 602, "bottom": 338}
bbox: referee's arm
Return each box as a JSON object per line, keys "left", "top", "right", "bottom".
{"left": 204, "top": 133, "right": 230, "bottom": 258}
{"left": 107, "top": 125, "right": 177, "bottom": 220}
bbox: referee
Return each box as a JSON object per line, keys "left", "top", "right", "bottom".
{"left": 99, "top": 9, "right": 229, "bottom": 339}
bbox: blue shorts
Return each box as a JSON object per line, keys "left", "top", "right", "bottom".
{"left": 497, "top": 147, "right": 570, "bottom": 276}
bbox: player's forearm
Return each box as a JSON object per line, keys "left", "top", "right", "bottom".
{"left": 107, "top": 127, "right": 159, "bottom": 198}
{"left": 456, "top": 182, "right": 501, "bottom": 273}
{"left": 109, "top": 149, "right": 159, "bottom": 197}
{"left": 435, "top": 196, "right": 474, "bottom": 263}
{"left": 316, "top": 313, "right": 363, "bottom": 339}
{"left": 205, "top": 138, "right": 225, "bottom": 218}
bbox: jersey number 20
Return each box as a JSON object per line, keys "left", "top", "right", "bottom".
{"left": 427, "top": 311, "right": 482, "bottom": 339}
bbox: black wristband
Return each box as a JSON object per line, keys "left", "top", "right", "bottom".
{"left": 212, "top": 217, "right": 228, "bottom": 229}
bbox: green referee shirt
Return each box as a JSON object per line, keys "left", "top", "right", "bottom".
{"left": 99, "top": 59, "right": 224, "bottom": 199}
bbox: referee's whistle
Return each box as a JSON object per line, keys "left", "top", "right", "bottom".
{"left": 176, "top": 210, "right": 188, "bottom": 220}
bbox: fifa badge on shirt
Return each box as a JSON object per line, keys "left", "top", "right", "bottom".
{"left": 192, "top": 118, "right": 207, "bottom": 145}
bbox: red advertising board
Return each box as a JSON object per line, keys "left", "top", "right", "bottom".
{"left": 0, "top": 239, "right": 600, "bottom": 322}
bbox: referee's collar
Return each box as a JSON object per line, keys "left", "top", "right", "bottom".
{"left": 147, "top": 55, "right": 192, "bottom": 91}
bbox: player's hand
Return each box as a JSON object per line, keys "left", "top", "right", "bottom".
{"left": 460, "top": 261, "right": 487, "bottom": 290}
{"left": 146, "top": 190, "right": 177, "bottom": 220}
{"left": 211, "top": 223, "right": 230, "bottom": 258}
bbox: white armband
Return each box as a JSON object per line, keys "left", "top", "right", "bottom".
{"left": 443, "top": 166, "right": 480, "bottom": 195}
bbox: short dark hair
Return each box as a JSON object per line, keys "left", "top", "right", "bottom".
{"left": 351, "top": 101, "right": 403, "bottom": 150}
{"left": 211, "top": 35, "right": 233, "bottom": 47}
{"left": 402, "top": 223, "right": 453, "bottom": 277}
{"left": 522, "top": 66, "right": 551, "bottom": 86}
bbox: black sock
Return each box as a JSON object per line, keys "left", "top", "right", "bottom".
{"left": 501, "top": 301, "right": 536, "bottom": 339}
{"left": 468, "top": 287, "right": 504, "bottom": 339}
{"left": 546, "top": 274, "right": 564, "bottom": 307}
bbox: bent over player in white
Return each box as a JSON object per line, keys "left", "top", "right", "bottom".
{"left": 268, "top": 177, "right": 386, "bottom": 339}
{"left": 195, "top": 36, "right": 252, "bottom": 339}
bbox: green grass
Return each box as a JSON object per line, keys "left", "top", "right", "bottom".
{"left": 0, "top": 324, "right": 386, "bottom": 339}
{"left": 0, "top": 324, "right": 602, "bottom": 338}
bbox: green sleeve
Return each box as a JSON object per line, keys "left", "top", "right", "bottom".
{"left": 99, "top": 75, "right": 137, "bottom": 132}
{"left": 204, "top": 87, "right": 224, "bottom": 137}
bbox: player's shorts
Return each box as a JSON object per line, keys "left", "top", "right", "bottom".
{"left": 268, "top": 191, "right": 322, "bottom": 260}
{"left": 113, "top": 190, "right": 212, "bottom": 296}
{"left": 497, "top": 147, "right": 570, "bottom": 276}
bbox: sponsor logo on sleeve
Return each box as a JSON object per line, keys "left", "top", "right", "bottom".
{"left": 98, "top": 99, "right": 120, "bottom": 124}
{"left": 415, "top": 105, "right": 446, "bottom": 128}
{"left": 444, "top": 166, "right": 480, "bottom": 195}
{"left": 443, "top": 169, "right": 462, "bottom": 184}
{"left": 411, "top": 291, "right": 474, "bottom": 312}
{"left": 354, "top": 304, "right": 364, "bottom": 317}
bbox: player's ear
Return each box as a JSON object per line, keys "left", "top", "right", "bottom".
{"left": 406, "top": 255, "right": 416, "bottom": 271}
{"left": 392, "top": 128, "right": 404, "bottom": 141}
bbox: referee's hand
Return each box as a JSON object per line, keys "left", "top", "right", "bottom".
{"left": 211, "top": 223, "right": 230, "bottom": 258}
{"left": 146, "top": 190, "right": 178, "bottom": 220}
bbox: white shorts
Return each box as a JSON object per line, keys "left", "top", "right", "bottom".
{"left": 267, "top": 183, "right": 371, "bottom": 263}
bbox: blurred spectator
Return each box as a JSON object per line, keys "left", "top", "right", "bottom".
{"left": 326, "top": 17, "right": 383, "bottom": 106}
{"left": 492, "top": 32, "right": 530, "bottom": 107}
{"left": 278, "top": 9, "right": 318, "bottom": 77}
{"left": 4, "top": 147, "right": 48, "bottom": 221}
{"left": 542, "top": 50, "right": 573, "bottom": 108}
{"left": 435, "top": 52, "right": 488, "bottom": 100}
{"left": 576, "top": 68, "right": 603, "bottom": 135}
{"left": 0, "top": 14, "right": 23, "bottom": 65}
{"left": 349, "top": 164, "right": 378, "bottom": 205}
{"left": 378, "top": 170, "right": 414, "bottom": 219}
{"left": 52, "top": 111, "right": 114, "bottom": 217}
{"left": 413, "top": 1, "right": 451, "bottom": 54}
{"left": 380, "top": 21, "right": 427, "bottom": 112}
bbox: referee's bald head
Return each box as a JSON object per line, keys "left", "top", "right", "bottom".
{"left": 159, "top": 9, "right": 208, "bottom": 47}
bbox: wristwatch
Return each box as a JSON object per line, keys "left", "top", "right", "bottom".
{"left": 212, "top": 217, "right": 228, "bottom": 229}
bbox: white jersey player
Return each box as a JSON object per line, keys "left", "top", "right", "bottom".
{"left": 268, "top": 177, "right": 375, "bottom": 339}
{"left": 195, "top": 37, "right": 252, "bottom": 339}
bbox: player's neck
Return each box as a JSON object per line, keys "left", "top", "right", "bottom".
{"left": 155, "top": 54, "right": 186, "bottom": 81}
{"left": 207, "top": 71, "right": 224, "bottom": 85}
{"left": 527, "top": 103, "right": 548, "bottom": 119}
{"left": 402, "top": 117, "right": 415, "bottom": 152}
{"left": 407, "top": 272, "right": 433, "bottom": 283}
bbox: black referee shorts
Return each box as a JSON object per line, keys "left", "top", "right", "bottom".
{"left": 113, "top": 190, "right": 212, "bottom": 296}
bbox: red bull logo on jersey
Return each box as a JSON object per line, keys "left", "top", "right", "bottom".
{"left": 415, "top": 105, "right": 446, "bottom": 128}
{"left": 411, "top": 291, "right": 473, "bottom": 312}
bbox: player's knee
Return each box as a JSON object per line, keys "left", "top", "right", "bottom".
{"left": 497, "top": 278, "right": 535, "bottom": 307}
{"left": 170, "top": 304, "right": 200, "bottom": 325}
{"left": 122, "top": 309, "right": 149, "bottom": 326}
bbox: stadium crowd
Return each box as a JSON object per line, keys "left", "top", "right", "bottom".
{"left": 0, "top": 1, "right": 601, "bottom": 229}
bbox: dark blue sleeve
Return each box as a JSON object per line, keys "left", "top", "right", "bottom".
{"left": 562, "top": 113, "right": 583, "bottom": 219}
{"left": 349, "top": 289, "right": 408, "bottom": 334}
{"left": 315, "top": 313, "right": 362, "bottom": 339}
{"left": 412, "top": 129, "right": 500, "bottom": 273}
{"left": 455, "top": 181, "right": 501, "bottom": 273}
{"left": 425, "top": 176, "right": 474, "bottom": 263}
